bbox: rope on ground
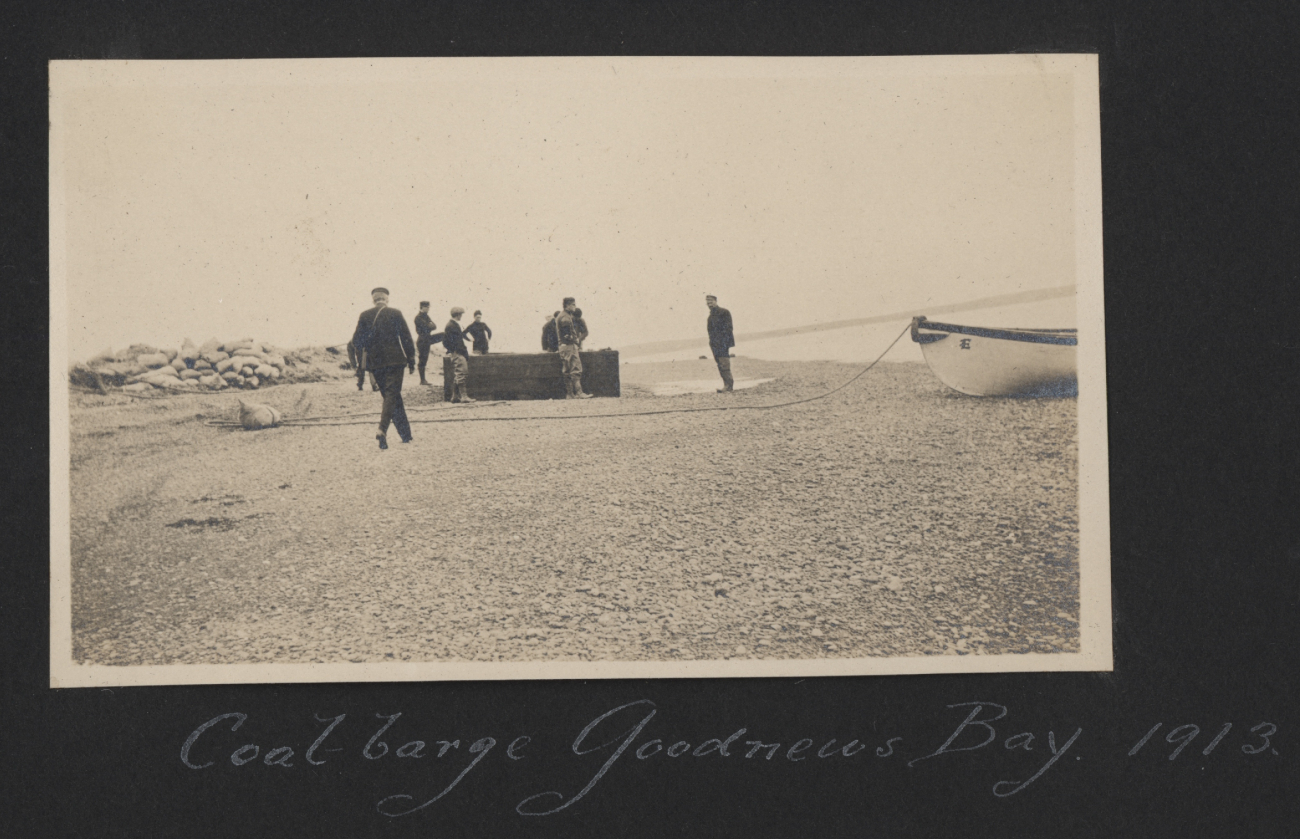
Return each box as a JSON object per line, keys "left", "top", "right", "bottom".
{"left": 70, "top": 384, "right": 171, "bottom": 400}
{"left": 203, "top": 322, "right": 912, "bottom": 428}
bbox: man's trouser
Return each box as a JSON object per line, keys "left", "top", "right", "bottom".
{"left": 371, "top": 365, "right": 412, "bottom": 441}
{"left": 417, "top": 340, "right": 431, "bottom": 380}
{"left": 558, "top": 343, "right": 583, "bottom": 394}
{"left": 713, "top": 352, "right": 734, "bottom": 390}
{"left": 450, "top": 353, "right": 469, "bottom": 384}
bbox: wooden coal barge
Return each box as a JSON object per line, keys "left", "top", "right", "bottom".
{"left": 442, "top": 350, "right": 620, "bottom": 401}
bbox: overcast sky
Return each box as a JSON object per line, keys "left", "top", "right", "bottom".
{"left": 53, "top": 57, "right": 1086, "bottom": 364}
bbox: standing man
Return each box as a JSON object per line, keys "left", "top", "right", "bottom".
{"left": 464, "top": 310, "right": 493, "bottom": 355}
{"left": 542, "top": 311, "right": 561, "bottom": 352}
{"left": 572, "top": 307, "right": 589, "bottom": 349}
{"left": 556, "top": 297, "right": 592, "bottom": 399}
{"left": 413, "top": 301, "right": 443, "bottom": 386}
{"left": 346, "top": 340, "right": 379, "bottom": 391}
{"left": 352, "top": 287, "right": 416, "bottom": 449}
{"left": 706, "top": 294, "right": 735, "bottom": 393}
{"left": 442, "top": 306, "right": 476, "bottom": 403}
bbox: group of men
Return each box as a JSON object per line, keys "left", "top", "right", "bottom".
{"left": 350, "top": 289, "right": 496, "bottom": 449}
{"left": 413, "top": 303, "right": 492, "bottom": 385}
{"left": 349, "top": 288, "right": 736, "bottom": 450}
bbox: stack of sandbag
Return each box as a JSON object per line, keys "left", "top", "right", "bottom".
{"left": 196, "top": 337, "right": 292, "bottom": 391}
{"left": 80, "top": 338, "right": 296, "bottom": 394}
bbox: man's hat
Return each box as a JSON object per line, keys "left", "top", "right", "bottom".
{"left": 562, "top": 297, "right": 576, "bottom": 306}
{"left": 419, "top": 301, "right": 430, "bottom": 307}
{"left": 473, "top": 310, "right": 482, "bottom": 316}
{"left": 705, "top": 294, "right": 717, "bottom": 301}
{"left": 372, "top": 287, "right": 390, "bottom": 296}
{"left": 451, "top": 306, "right": 465, "bottom": 316}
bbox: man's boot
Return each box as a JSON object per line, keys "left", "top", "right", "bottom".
{"left": 458, "top": 384, "right": 476, "bottom": 403}
{"left": 418, "top": 365, "right": 427, "bottom": 385}
{"left": 572, "top": 376, "right": 593, "bottom": 399}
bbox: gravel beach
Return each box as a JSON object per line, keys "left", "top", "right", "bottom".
{"left": 66, "top": 357, "right": 1080, "bottom": 667}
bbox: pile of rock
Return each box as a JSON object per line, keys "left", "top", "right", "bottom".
{"left": 74, "top": 338, "right": 297, "bottom": 394}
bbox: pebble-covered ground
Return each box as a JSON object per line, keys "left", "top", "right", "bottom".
{"left": 66, "top": 358, "right": 1079, "bottom": 667}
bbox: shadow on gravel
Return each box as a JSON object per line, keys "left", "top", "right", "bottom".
{"left": 165, "top": 514, "right": 260, "bottom": 531}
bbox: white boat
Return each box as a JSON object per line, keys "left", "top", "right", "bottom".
{"left": 910, "top": 316, "right": 1077, "bottom": 397}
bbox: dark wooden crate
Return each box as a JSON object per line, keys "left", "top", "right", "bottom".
{"left": 442, "top": 350, "right": 620, "bottom": 400}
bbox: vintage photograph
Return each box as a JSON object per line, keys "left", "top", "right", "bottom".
{"left": 50, "top": 55, "right": 1109, "bottom": 686}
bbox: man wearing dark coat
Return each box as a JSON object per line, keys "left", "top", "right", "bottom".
{"left": 572, "top": 307, "right": 589, "bottom": 349}
{"left": 706, "top": 294, "right": 735, "bottom": 393}
{"left": 542, "top": 311, "right": 561, "bottom": 352}
{"left": 464, "top": 310, "right": 493, "bottom": 355}
{"left": 346, "top": 340, "right": 378, "bottom": 391}
{"left": 413, "top": 301, "right": 443, "bottom": 385}
{"left": 352, "top": 287, "right": 416, "bottom": 449}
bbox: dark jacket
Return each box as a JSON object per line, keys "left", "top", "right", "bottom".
{"left": 542, "top": 318, "right": 559, "bottom": 352}
{"left": 414, "top": 311, "right": 441, "bottom": 347}
{"left": 442, "top": 319, "right": 470, "bottom": 357}
{"left": 556, "top": 311, "right": 581, "bottom": 346}
{"left": 707, "top": 306, "right": 735, "bottom": 356}
{"left": 464, "top": 321, "right": 492, "bottom": 352}
{"left": 352, "top": 306, "right": 415, "bottom": 370}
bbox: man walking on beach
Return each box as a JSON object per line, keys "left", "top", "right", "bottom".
{"left": 465, "top": 310, "right": 493, "bottom": 355}
{"left": 352, "top": 287, "right": 416, "bottom": 449}
{"left": 557, "top": 297, "right": 592, "bottom": 399}
{"left": 706, "top": 294, "right": 735, "bottom": 393}
{"left": 443, "top": 306, "right": 476, "bottom": 403}
{"left": 413, "top": 301, "right": 443, "bottom": 385}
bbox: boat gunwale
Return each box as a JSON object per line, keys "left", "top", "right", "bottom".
{"left": 910, "top": 317, "right": 1078, "bottom": 346}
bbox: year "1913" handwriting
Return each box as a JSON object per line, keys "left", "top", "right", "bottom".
{"left": 1127, "top": 722, "right": 1279, "bottom": 761}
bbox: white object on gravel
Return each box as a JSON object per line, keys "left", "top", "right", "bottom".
{"left": 238, "top": 399, "right": 282, "bottom": 430}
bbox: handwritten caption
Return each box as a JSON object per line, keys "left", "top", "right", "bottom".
{"left": 179, "top": 700, "right": 1280, "bottom": 817}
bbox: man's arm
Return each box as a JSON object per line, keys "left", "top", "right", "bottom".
{"left": 397, "top": 313, "right": 416, "bottom": 369}
{"left": 351, "top": 315, "right": 370, "bottom": 387}
{"left": 445, "top": 322, "right": 466, "bottom": 355}
{"left": 351, "top": 312, "right": 368, "bottom": 353}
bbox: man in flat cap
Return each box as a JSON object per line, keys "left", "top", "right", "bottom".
{"left": 555, "top": 297, "right": 592, "bottom": 399}
{"left": 413, "top": 301, "right": 443, "bottom": 386}
{"left": 352, "top": 287, "right": 416, "bottom": 449}
{"left": 442, "top": 306, "right": 475, "bottom": 403}
{"left": 705, "top": 294, "right": 735, "bottom": 393}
